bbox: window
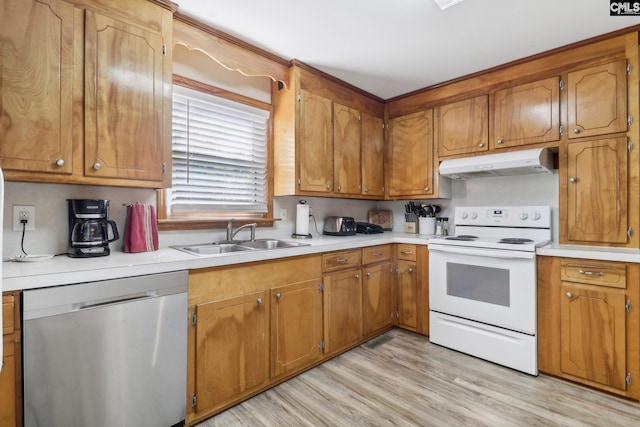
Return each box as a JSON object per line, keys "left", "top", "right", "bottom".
{"left": 158, "top": 79, "right": 273, "bottom": 228}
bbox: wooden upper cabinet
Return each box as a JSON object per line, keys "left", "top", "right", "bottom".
{"left": 565, "top": 137, "right": 628, "bottom": 244}
{"left": 567, "top": 60, "right": 628, "bottom": 139}
{"left": 492, "top": 76, "right": 560, "bottom": 149}
{"left": 84, "top": 10, "right": 166, "bottom": 181}
{"left": 333, "top": 103, "right": 361, "bottom": 195}
{"left": 0, "top": 0, "right": 74, "bottom": 174}
{"left": 361, "top": 113, "right": 385, "bottom": 197}
{"left": 435, "top": 95, "right": 489, "bottom": 157}
{"left": 298, "top": 90, "right": 333, "bottom": 193}
{"left": 387, "top": 110, "right": 434, "bottom": 197}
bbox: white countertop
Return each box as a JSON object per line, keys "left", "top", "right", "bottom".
{"left": 3, "top": 233, "right": 433, "bottom": 291}
{"left": 6, "top": 233, "right": 639, "bottom": 292}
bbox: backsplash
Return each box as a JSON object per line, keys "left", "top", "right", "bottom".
{"left": 2, "top": 172, "right": 558, "bottom": 258}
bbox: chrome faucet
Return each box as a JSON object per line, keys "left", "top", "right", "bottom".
{"left": 226, "top": 219, "right": 257, "bottom": 241}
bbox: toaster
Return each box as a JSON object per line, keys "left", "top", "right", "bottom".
{"left": 323, "top": 216, "right": 357, "bottom": 236}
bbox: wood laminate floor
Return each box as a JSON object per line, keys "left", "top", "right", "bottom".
{"left": 195, "top": 329, "right": 640, "bottom": 426}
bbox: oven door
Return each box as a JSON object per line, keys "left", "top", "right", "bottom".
{"left": 428, "top": 244, "right": 536, "bottom": 334}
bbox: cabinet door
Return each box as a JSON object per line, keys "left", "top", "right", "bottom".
{"left": 194, "top": 291, "right": 268, "bottom": 414}
{"left": 492, "top": 76, "right": 560, "bottom": 148}
{"left": 363, "top": 261, "right": 394, "bottom": 335}
{"left": 435, "top": 95, "right": 488, "bottom": 157}
{"left": 387, "top": 110, "right": 434, "bottom": 197}
{"left": 323, "top": 268, "right": 363, "bottom": 354}
{"left": 333, "top": 103, "right": 361, "bottom": 195}
{"left": 561, "top": 283, "right": 627, "bottom": 390}
{"left": 566, "top": 137, "right": 627, "bottom": 244}
{"left": 271, "top": 279, "right": 322, "bottom": 378}
{"left": 84, "top": 10, "right": 166, "bottom": 181}
{"left": 568, "top": 60, "right": 627, "bottom": 139}
{"left": 0, "top": 0, "right": 74, "bottom": 174}
{"left": 0, "top": 340, "right": 16, "bottom": 427}
{"left": 361, "top": 113, "right": 385, "bottom": 197}
{"left": 298, "top": 90, "right": 333, "bottom": 193}
{"left": 397, "top": 260, "right": 418, "bottom": 331}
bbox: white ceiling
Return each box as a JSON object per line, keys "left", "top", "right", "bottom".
{"left": 174, "top": 0, "right": 640, "bottom": 100}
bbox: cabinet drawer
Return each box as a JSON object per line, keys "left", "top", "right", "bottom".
{"left": 396, "top": 244, "right": 417, "bottom": 261}
{"left": 561, "top": 259, "right": 626, "bottom": 289}
{"left": 2, "top": 295, "right": 15, "bottom": 336}
{"left": 322, "top": 250, "right": 362, "bottom": 272}
{"left": 362, "top": 245, "right": 391, "bottom": 265}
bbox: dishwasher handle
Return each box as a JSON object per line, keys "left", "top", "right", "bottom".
{"left": 72, "top": 290, "right": 159, "bottom": 311}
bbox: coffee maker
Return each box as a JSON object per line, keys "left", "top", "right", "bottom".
{"left": 67, "top": 199, "right": 119, "bottom": 257}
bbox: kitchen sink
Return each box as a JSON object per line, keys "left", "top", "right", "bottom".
{"left": 171, "top": 243, "right": 254, "bottom": 255}
{"left": 171, "top": 239, "right": 309, "bottom": 256}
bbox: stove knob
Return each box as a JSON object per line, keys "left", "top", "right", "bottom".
{"left": 471, "top": 212, "right": 478, "bottom": 219}
{"left": 519, "top": 212, "right": 529, "bottom": 220}
{"left": 532, "top": 212, "right": 542, "bottom": 220}
{"left": 461, "top": 212, "right": 468, "bottom": 219}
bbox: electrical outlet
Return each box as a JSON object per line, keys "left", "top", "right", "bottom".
{"left": 13, "top": 205, "right": 36, "bottom": 231}
{"left": 279, "top": 208, "right": 287, "bottom": 221}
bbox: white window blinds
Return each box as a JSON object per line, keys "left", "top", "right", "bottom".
{"left": 170, "top": 86, "right": 269, "bottom": 215}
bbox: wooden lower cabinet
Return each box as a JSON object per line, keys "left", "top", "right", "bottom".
{"left": 271, "top": 279, "right": 323, "bottom": 377}
{"left": 396, "top": 259, "right": 418, "bottom": 331}
{"left": 323, "top": 268, "right": 363, "bottom": 354}
{"left": 362, "top": 261, "right": 394, "bottom": 336}
{"left": 395, "top": 244, "right": 429, "bottom": 335}
{"left": 1, "top": 292, "right": 21, "bottom": 427}
{"left": 193, "top": 291, "right": 269, "bottom": 414}
{"left": 538, "top": 256, "right": 640, "bottom": 400}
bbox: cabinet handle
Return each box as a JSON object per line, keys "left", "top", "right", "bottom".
{"left": 55, "top": 158, "right": 65, "bottom": 167}
{"left": 478, "top": 142, "right": 485, "bottom": 147}
{"left": 573, "top": 128, "right": 580, "bottom": 134}
{"left": 257, "top": 298, "right": 264, "bottom": 305}
{"left": 497, "top": 139, "right": 504, "bottom": 144}
{"left": 578, "top": 269, "right": 604, "bottom": 277}
{"left": 355, "top": 274, "right": 360, "bottom": 279}
{"left": 401, "top": 251, "right": 413, "bottom": 255}
{"left": 566, "top": 292, "right": 573, "bottom": 298}
{"left": 336, "top": 258, "right": 348, "bottom": 264}
{"left": 275, "top": 293, "right": 282, "bottom": 300}
{"left": 366, "top": 272, "right": 371, "bottom": 277}
{"left": 569, "top": 177, "right": 577, "bottom": 183}
{"left": 93, "top": 162, "right": 102, "bottom": 170}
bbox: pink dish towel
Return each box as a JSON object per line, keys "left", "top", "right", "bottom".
{"left": 124, "top": 204, "right": 159, "bottom": 253}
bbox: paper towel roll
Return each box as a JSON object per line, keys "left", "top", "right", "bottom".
{"left": 295, "top": 203, "right": 310, "bottom": 236}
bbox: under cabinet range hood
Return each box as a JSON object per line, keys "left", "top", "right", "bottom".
{"left": 439, "top": 148, "right": 554, "bottom": 179}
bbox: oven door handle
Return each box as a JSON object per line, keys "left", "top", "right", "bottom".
{"left": 428, "top": 244, "right": 535, "bottom": 260}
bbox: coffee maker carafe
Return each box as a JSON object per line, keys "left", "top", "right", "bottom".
{"left": 68, "top": 199, "right": 119, "bottom": 257}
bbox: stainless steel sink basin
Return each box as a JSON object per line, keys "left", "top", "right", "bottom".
{"left": 236, "top": 239, "right": 308, "bottom": 250}
{"left": 171, "top": 243, "right": 254, "bottom": 256}
{"left": 171, "top": 239, "right": 309, "bottom": 256}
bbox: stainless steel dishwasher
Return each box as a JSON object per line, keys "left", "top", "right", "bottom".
{"left": 23, "top": 270, "right": 188, "bottom": 427}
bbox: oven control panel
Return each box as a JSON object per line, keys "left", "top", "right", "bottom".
{"left": 455, "top": 206, "right": 551, "bottom": 228}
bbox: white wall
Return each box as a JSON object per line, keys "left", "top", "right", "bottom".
{"left": 2, "top": 172, "right": 558, "bottom": 258}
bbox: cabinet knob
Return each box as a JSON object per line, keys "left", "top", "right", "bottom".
{"left": 566, "top": 292, "right": 573, "bottom": 298}
{"left": 408, "top": 267, "right": 414, "bottom": 273}
{"left": 364, "top": 187, "right": 369, "bottom": 193}
{"left": 424, "top": 186, "right": 429, "bottom": 192}
{"left": 569, "top": 177, "right": 577, "bottom": 183}
{"left": 497, "top": 139, "right": 504, "bottom": 144}
{"left": 366, "top": 272, "right": 371, "bottom": 277}
{"left": 573, "top": 128, "right": 580, "bottom": 134}
{"left": 336, "top": 185, "right": 342, "bottom": 191}
{"left": 326, "top": 184, "right": 332, "bottom": 190}
{"left": 93, "top": 162, "right": 102, "bottom": 170}
{"left": 257, "top": 298, "right": 264, "bottom": 305}
{"left": 275, "top": 293, "right": 282, "bottom": 300}
{"left": 479, "top": 142, "right": 485, "bottom": 147}
{"left": 55, "top": 158, "right": 65, "bottom": 167}
{"left": 354, "top": 274, "right": 360, "bottom": 279}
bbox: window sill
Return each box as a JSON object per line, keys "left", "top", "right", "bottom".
{"left": 158, "top": 217, "right": 281, "bottom": 231}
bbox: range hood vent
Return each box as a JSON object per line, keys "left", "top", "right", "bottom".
{"left": 439, "top": 148, "right": 554, "bottom": 180}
